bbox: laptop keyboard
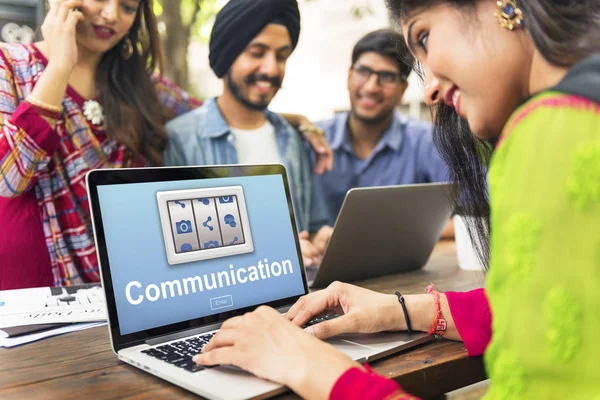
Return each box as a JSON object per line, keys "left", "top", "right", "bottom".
{"left": 141, "top": 332, "right": 216, "bottom": 373}
{"left": 302, "top": 313, "right": 339, "bottom": 328}
{"left": 140, "top": 314, "right": 340, "bottom": 373}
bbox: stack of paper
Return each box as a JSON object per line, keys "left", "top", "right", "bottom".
{"left": 0, "top": 284, "right": 107, "bottom": 348}
{"left": 0, "top": 322, "right": 107, "bottom": 348}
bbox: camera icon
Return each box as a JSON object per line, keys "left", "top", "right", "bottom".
{"left": 175, "top": 220, "right": 193, "bottom": 234}
{"left": 204, "top": 240, "right": 219, "bottom": 249}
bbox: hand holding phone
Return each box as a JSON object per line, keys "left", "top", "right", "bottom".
{"left": 40, "top": 0, "right": 85, "bottom": 72}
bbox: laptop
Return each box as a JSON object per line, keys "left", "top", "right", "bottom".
{"left": 87, "top": 165, "right": 430, "bottom": 400}
{"left": 308, "top": 183, "right": 454, "bottom": 288}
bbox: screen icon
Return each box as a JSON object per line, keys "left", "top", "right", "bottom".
{"left": 224, "top": 214, "right": 237, "bottom": 228}
{"left": 175, "top": 220, "right": 193, "bottom": 234}
{"left": 157, "top": 186, "right": 253, "bottom": 265}
{"left": 219, "top": 196, "right": 233, "bottom": 204}
{"left": 202, "top": 216, "right": 214, "bottom": 231}
{"left": 181, "top": 243, "right": 193, "bottom": 252}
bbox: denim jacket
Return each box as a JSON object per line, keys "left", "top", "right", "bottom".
{"left": 164, "top": 98, "right": 327, "bottom": 233}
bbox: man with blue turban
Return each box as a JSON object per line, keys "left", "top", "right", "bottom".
{"left": 208, "top": 0, "right": 301, "bottom": 80}
{"left": 165, "top": 0, "right": 332, "bottom": 267}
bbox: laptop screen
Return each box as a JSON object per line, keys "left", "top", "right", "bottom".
{"left": 91, "top": 167, "right": 306, "bottom": 340}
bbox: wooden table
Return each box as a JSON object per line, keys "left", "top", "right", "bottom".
{"left": 0, "top": 241, "right": 487, "bottom": 400}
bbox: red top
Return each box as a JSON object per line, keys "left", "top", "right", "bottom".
{"left": 445, "top": 288, "right": 492, "bottom": 356}
{"left": 0, "top": 43, "right": 200, "bottom": 289}
{"left": 329, "top": 289, "right": 491, "bottom": 399}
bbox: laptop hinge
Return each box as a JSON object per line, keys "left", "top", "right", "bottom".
{"left": 276, "top": 304, "right": 292, "bottom": 314}
{"left": 146, "top": 322, "right": 223, "bottom": 346}
{"left": 145, "top": 305, "right": 293, "bottom": 346}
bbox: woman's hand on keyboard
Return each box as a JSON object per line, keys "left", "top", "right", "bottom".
{"left": 193, "top": 306, "right": 358, "bottom": 400}
{"left": 285, "top": 282, "right": 408, "bottom": 339}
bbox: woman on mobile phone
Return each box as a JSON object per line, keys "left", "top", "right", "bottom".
{"left": 0, "top": 0, "right": 201, "bottom": 290}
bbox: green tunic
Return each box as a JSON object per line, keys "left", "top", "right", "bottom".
{"left": 484, "top": 60, "right": 600, "bottom": 399}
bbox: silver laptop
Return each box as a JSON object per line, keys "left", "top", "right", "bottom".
{"left": 308, "top": 183, "right": 454, "bottom": 288}
{"left": 87, "top": 165, "right": 430, "bottom": 400}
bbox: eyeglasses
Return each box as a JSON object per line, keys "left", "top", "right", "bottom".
{"left": 351, "top": 65, "right": 404, "bottom": 87}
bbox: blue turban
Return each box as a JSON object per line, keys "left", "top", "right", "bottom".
{"left": 209, "top": 0, "right": 301, "bottom": 78}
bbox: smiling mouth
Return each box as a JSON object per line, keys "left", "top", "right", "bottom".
{"left": 253, "top": 81, "right": 276, "bottom": 94}
{"left": 358, "top": 94, "right": 382, "bottom": 107}
{"left": 444, "top": 86, "right": 457, "bottom": 106}
{"left": 452, "top": 89, "right": 459, "bottom": 106}
{"left": 444, "top": 85, "right": 462, "bottom": 114}
{"left": 93, "top": 25, "right": 116, "bottom": 39}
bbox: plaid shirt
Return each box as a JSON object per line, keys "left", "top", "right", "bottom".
{"left": 0, "top": 43, "right": 200, "bottom": 287}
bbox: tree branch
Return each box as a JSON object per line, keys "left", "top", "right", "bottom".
{"left": 185, "top": 0, "right": 203, "bottom": 37}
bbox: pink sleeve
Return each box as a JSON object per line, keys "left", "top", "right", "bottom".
{"left": 330, "top": 365, "right": 421, "bottom": 400}
{"left": 445, "top": 288, "right": 492, "bottom": 356}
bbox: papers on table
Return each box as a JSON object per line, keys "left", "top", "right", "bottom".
{"left": 0, "top": 284, "right": 109, "bottom": 348}
{"left": 0, "top": 322, "right": 107, "bottom": 348}
{"left": 0, "top": 323, "right": 64, "bottom": 337}
{"left": 0, "top": 283, "right": 106, "bottom": 328}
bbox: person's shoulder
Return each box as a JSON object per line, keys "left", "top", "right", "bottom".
{"left": 267, "top": 109, "right": 293, "bottom": 127}
{"left": 152, "top": 72, "right": 181, "bottom": 97}
{"left": 315, "top": 112, "right": 348, "bottom": 142}
{"left": 315, "top": 112, "right": 345, "bottom": 130}
{"left": 395, "top": 112, "right": 435, "bottom": 149}
{"left": 267, "top": 110, "right": 300, "bottom": 138}
{"left": 0, "top": 42, "right": 34, "bottom": 65}
{"left": 0, "top": 42, "right": 31, "bottom": 57}
{"left": 500, "top": 91, "right": 599, "bottom": 147}
{"left": 266, "top": 111, "right": 312, "bottom": 158}
{"left": 165, "top": 102, "right": 210, "bottom": 134}
{"left": 490, "top": 90, "right": 599, "bottom": 192}
{"left": 152, "top": 73, "right": 199, "bottom": 101}
{"left": 398, "top": 112, "right": 433, "bottom": 135}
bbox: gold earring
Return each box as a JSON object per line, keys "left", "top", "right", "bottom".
{"left": 494, "top": 0, "right": 523, "bottom": 30}
{"left": 120, "top": 37, "right": 134, "bottom": 60}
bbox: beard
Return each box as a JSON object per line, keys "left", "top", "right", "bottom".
{"left": 225, "top": 70, "right": 282, "bottom": 111}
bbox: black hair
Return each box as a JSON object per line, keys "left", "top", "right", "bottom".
{"left": 385, "top": 0, "right": 600, "bottom": 270}
{"left": 351, "top": 28, "right": 414, "bottom": 81}
{"left": 95, "top": 0, "right": 167, "bottom": 166}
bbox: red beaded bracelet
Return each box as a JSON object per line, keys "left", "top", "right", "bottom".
{"left": 426, "top": 283, "right": 447, "bottom": 337}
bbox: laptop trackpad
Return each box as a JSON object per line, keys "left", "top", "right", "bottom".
{"left": 326, "top": 331, "right": 429, "bottom": 363}
{"left": 325, "top": 337, "right": 376, "bottom": 361}
{"left": 338, "top": 331, "right": 416, "bottom": 348}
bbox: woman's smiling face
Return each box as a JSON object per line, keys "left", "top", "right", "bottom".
{"left": 401, "top": 1, "right": 533, "bottom": 138}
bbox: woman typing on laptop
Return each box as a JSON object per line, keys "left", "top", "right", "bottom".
{"left": 193, "top": 0, "right": 600, "bottom": 398}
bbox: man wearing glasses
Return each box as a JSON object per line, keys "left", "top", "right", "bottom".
{"left": 314, "top": 29, "right": 450, "bottom": 226}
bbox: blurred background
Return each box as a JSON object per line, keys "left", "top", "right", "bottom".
{"left": 0, "top": 0, "right": 429, "bottom": 121}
